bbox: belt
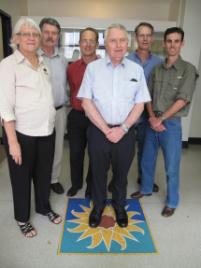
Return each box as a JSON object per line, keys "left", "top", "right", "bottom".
{"left": 55, "top": 105, "right": 63, "bottom": 110}
{"left": 154, "top": 111, "right": 163, "bottom": 118}
{"left": 108, "top": 124, "right": 120, "bottom": 128}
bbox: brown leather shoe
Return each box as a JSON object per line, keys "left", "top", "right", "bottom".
{"left": 130, "top": 191, "right": 152, "bottom": 199}
{"left": 161, "top": 206, "right": 175, "bottom": 217}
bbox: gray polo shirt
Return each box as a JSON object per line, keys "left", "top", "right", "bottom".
{"left": 149, "top": 56, "right": 198, "bottom": 117}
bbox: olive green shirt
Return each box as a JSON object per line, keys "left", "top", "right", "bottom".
{"left": 148, "top": 56, "right": 198, "bottom": 117}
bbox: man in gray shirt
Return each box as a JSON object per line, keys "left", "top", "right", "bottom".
{"left": 132, "top": 27, "right": 198, "bottom": 217}
{"left": 39, "top": 18, "right": 68, "bottom": 194}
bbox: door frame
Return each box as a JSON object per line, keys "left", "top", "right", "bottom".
{"left": 0, "top": 9, "right": 12, "bottom": 57}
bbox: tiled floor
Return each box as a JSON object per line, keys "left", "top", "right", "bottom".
{"left": 0, "top": 142, "right": 201, "bottom": 268}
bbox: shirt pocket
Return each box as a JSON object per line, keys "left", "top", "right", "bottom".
{"left": 165, "top": 79, "right": 180, "bottom": 101}
{"left": 119, "top": 81, "right": 138, "bottom": 101}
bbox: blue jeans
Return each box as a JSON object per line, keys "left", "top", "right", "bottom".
{"left": 141, "top": 117, "right": 182, "bottom": 208}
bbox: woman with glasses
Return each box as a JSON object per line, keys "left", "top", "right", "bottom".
{"left": 0, "top": 17, "right": 62, "bottom": 238}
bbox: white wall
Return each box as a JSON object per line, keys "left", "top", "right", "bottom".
{"left": 189, "top": 51, "right": 201, "bottom": 138}
{"left": 28, "top": 16, "right": 176, "bottom": 32}
{"left": 0, "top": 0, "right": 28, "bottom": 26}
{"left": 27, "top": 0, "right": 179, "bottom": 21}
{"left": 180, "top": 0, "right": 201, "bottom": 140}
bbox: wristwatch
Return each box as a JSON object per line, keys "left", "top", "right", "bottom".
{"left": 160, "top": 114, "right": 166, "bottom": 122}
{"left": 121, "top": 123, "right": 129, "bottom": 133}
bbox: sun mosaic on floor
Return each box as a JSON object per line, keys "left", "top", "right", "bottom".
{"left": 58, "top": 198, "right": 157, "bottom": 254}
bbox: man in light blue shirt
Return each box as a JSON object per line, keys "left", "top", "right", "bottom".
{"left": 78, "top": 24, "right": 150, "bottom": 228}
{"left": 127, "top": 22, "right": 162, "bottom": 195}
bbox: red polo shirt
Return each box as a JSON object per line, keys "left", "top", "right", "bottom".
{"left": 67, "top": 58, "right": 88, "bottom": 111}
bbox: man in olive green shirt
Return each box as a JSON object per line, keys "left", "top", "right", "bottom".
{"left": 132, "top": 27, "right": 198, "bottom": 217}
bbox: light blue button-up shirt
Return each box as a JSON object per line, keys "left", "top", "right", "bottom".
{"left": 127, "top": 52, "right": 162, "bottom": 82}
{"left": 38, "top": 47, "right": 68, "bottom": 107}
{"left": 78, "top": 56, "right": 151, "bottom": 125}
{"left": 127, "top": 52, "right": 162, "bottom": 122}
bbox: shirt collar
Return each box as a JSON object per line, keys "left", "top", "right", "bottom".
{"left": 14, "top": 49, "right": 44, "bottom": 66}
{"left": 134, "top": 51, "right": 152, "bottom": 61}
{"left": 105, "top": 55, "right": 126, "bottom": 67}
{"left": 14, "top": 49, "right": 25, "bottom": 63}
{"left": 173, "top": 56, "right": 183, "bottom": 70}
{"left": 77, "top": 56, "right": 99, "bottom": 66}
{"left": 38, "top": 47, "right": 59, "bottom": 58}
{"left": 163, "top": 55, "right": 183, "bottom": 70}
{"left": 77, "top": 58, "right": 87, "bottom": 67}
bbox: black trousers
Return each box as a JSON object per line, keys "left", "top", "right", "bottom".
{"left": 87, "top": 124, "right": 136, "bottom": 208}
{"left": 3, "top": 129, "right": 55, "bottom": 222}
{"left": 67, "top": 109, "right": 92, "bottom": 190}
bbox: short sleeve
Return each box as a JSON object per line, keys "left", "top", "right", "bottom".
{"left": 176, "top": 64, "right": 199, "bottom": 102}
{"left": 134, "top": 68, "right": 151, "bottom": 104}
{"left": 77, "top": 64, "right": 93, "bottom": 100}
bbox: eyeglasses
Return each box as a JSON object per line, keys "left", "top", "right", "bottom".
{"left": 137, "top": 34, "right": 152, "bottom": 39}
{"left": 17, "top": 32, "right": 40, "bottom": 38}
{"left": 80, "top": 40, "right": 97, "bottom": 46}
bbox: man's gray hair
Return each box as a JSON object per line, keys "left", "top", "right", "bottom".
{"left": 104, "top": 24, "right": 128, "bottom": 41}
{"left": 10, "top": 17, "right": 41, "bottom": 51}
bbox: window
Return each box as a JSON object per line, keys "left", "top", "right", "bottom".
{"left": 59, "top": 28, "right": 165, "bottom": 61}
{"left": 60, "top": 29, "right": 106, "bottom": 60}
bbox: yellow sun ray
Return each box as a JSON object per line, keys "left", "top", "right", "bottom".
{"left": 114, "top": 226, "right": 137, "bottom": 240}
{"left": 102, "top": 206, "right": 115, "bottom": 217}
{"left": 77, "top": 228, "right": 100, "bottom": 241}
{"left": 80, "top": 205, "right": 92, "bottom": 213}
{"left": 112, "top": 232, "right": 127, "bottom": 250}
{"left": 87, "top": 232, "right": 102, "bottom": 249}
{"left": 71, "top": 210, "right": 88, "bottom": 219}
{"left": 67, "top": 224, "right": 88, "bottom": 233}
{"left": 100, "top": 229, "right": 113, "bottom": 251}
{"left": 127, "top": 224, "right": 145, "bottom": 235}
{"left": 69, "top": 217, "right": 88, "bottom": 225}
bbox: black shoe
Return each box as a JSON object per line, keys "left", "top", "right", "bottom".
{"left": 89, "top": 206, "right": 104, "bottom": 228}
{"left": 67, "top": 187, "right": 81, "bottom": 197}
{"left": 137, "top": 177, "right": 159, "bottom": 193}
{"left": 113, "top": 205, "right": 128, "bottom": 228}
{"left": 130, "top": 191, "right": 151, "bottom": 199}
{"left": 108, "top": 181, "right": 113, "bottom": 193}
{"left": 51, "top": 182, "right": 64, "bottom": 194}
{"left": 85, "top": 187, "right": 91, "bottom": 199}
{"left": 153, "top": 183, "right": 159, "bottom": 193}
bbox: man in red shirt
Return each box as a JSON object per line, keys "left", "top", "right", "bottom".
{"left": 67, "top": 27, "right": 99, "bottom": 198}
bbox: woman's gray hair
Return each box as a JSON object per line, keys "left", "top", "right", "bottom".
{"left": 104, "top": 24, "right": 128, "bottom": 41}
{"left": 10, "top": 17, "right": 41, "bottom": 51}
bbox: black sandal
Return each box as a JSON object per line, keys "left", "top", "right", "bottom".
{"left": 46, "top": 211, "right": 62, "bottom": 224}
{"left": 18, "top": 222, "right": 37, "bottom": 238}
